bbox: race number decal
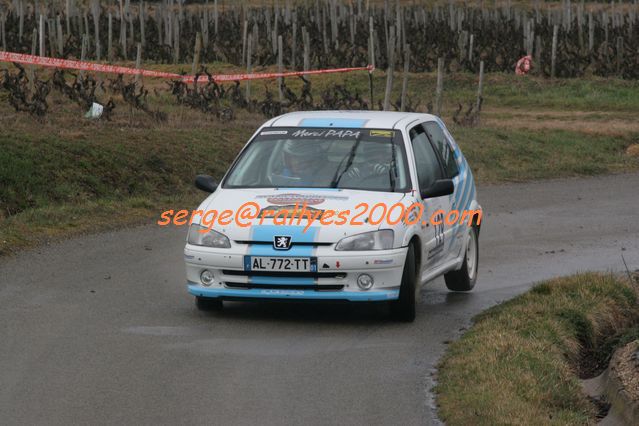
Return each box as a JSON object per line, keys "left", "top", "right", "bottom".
{"left": 428, "top": 212, "right": 445, "bottom": 259}
{"left": 434, "top": 212, "right": 445, "bottom": 248}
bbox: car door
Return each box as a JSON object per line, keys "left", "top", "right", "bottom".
{"left": 423, "top": 120, "right": 464, "bottom": 262}
{"left": 408, "top": 123, "right": 451, "bottom": 274}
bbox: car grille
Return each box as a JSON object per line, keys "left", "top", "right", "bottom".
{"left": 222, "top": 270, "right": 346, "bottom": 279}
{"left": 234, "top": 240, "right": 333, "bottom": 247}
{"left": 224, "top": 282, "right": 344, "bottom": 291}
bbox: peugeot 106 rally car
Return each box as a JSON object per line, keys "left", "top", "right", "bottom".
{"left": 184, "top": 111, "right": 481, "bottom": 321}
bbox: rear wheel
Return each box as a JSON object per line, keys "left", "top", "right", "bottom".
{"left": 195, "top": 296, "right": 223, "bottom": 311}
{"left": 444, "top": 226, "right": 479, "bottom": 292}
{"left": 390, "top": 243, "right": 417, "bottom": 322}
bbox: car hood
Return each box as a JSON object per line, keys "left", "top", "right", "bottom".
{"left": 195, "top": 188, "right": 408, "bottom": 243}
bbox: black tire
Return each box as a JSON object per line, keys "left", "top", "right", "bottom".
{"left": 195, "top": 296, "right": 223, "bottom": 311}
{"left": 390, "top": 243, "right": 417, "bottom": 322}
{"left": 444, "top": 226, "right": 479, "bottom": 292}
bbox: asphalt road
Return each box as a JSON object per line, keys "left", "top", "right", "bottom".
{"left": 1, "top": 173, "right": 638, "bottom": 425}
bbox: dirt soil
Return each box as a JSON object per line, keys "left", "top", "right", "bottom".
{"left": 613, "top": 340, "right": 639, "bottom": 402}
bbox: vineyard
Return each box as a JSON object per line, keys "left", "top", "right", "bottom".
{"left": 1, "top": 1, "right": 637, "bottom": 124}
{"left": 0, "top": 1, "right": 638, "bottom": 77}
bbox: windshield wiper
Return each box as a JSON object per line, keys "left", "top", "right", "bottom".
{"left": 330, "top": 135, "right": 362, "bottom": 188}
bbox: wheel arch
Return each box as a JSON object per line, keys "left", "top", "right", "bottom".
{"left": 468, "top": 200, "right": 482, "bottom": 236}
{"left": 408, "top": 234, "right": 422, "bottom": 274}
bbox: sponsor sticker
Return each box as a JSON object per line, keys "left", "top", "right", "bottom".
{"left": 259, "top": 205, "right": 324, "bottom": 218}
{"left": 370, "top": 130, "right": 393, "bottom": 137}
{"left": 256, "top": 193, "right": 348, "bottom": 205}
{"left": 290, "top": 129, "right": 362, "bottom": 139}
{"left": 260, "top": 130, "right": 289, "bottom": 136}
{"left": 260, "top": 289, "right": 305, "bottom": 296}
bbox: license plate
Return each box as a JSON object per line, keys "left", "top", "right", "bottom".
{"left": 244, "top": 256, "right": 317, "bottom": 272}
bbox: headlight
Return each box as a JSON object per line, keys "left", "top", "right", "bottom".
{"left": 188, "top": 224, "right": 231, "bottom": 248}
{"left": 334, "top": 230, "right": 394, "bottom": 251}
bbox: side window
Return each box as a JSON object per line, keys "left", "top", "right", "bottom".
{"left": 409, "top": 125, "right": 443, "bottom": 191}
{"left": 423, "top": 122, "right": 459, "bottom": 178}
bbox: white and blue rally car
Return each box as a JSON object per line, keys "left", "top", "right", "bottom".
{"left": 184, "top": 111, "right": 481, "bottom": 321}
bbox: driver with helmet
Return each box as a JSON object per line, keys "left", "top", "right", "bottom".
{"left": 343, "top": 141, "right": 391, "bottom": 181}
{"left": 276, "top": 140, "right": 327, "bottom": 186}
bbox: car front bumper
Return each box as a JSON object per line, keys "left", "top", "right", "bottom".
{"left": 188, "top": 284, "right": 399, "bottom": 302}
{"left": 184, "top": 245, "right": 407, "bottom": 302}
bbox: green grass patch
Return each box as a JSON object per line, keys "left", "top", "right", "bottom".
{"left": 435, "top": 272, "right": 639, "bottom": 425}
{"left": 0, "top": 120, "right": 255, "bottom": 216}
{"left": 452, "top": 127, "right": 639, "bottom": 182}
{"left": 137, "top": 65, "right": 639, "bottom": 113}
{"left": 0, "top": 195, "right": 197, "bottom": 256}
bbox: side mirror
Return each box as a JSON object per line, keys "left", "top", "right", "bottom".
{"left": 195, "top": 175, "right": 218, "bottom": 193}
{"left": 421, "top": 179, "right": 454, "bottom": 199}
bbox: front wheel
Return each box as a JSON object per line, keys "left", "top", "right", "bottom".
{"left": 195, "top": 296, "right": 223, "bottom": 311}
{"left": 390, "top": 244, "right": 417, "bottom": 322}
{"left": 444, "top": 226, "right": 479, "bottom": 292}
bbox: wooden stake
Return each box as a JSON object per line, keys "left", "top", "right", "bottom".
{"left": 278, "top": 35, "right": 283, "bottom": 103}
{"left": 80, "top": 34, "right": 87, "bottom": 77}
{"left": 39, "top": 14, "right": 45, "bottom": 57}
{"left": 588, "top": 12, "right": 594, "bottom": 52}
{"left": 435, "top": 57, "right": 444, "bottom": 117}
{"left": 534, "top": 35, "right": 542, "bottom": 74}
{"left": 91, "top": 1, "right": 101, "bottom": 60}
{"left": 0, "top": 14, "right": 5, "bottom": 52}
{"left": 382, "top": 31, "right": 395, "bottom": 111}
{"left": 47, "top": 18, "right": 56, "bottom": 57}
{"left": 173, "top": 13, "right": 180, "bottom": 64}
{"left": 119, "top": 1, "right": 127, "bottom": 60}
{"left": 214, "top": 0, "right": 218, "bottom": 34}
{"left": 321, "top": 8, "right": 328, "bottom": 54}
{"left": 291, "top": 12, "right": 297, "bottom": 69}
{"left": 551, "top": 24, "right": 558, "bottom": 79}
{"left": 108, "top": 13, "right": 113, "bottom": 61}
{"left": 368, "top": 16, "right": 375, "bottom": 69}
{"left": 192, "top": 32, "right": 202, "bottom": 75}
{"left": 55, "top": 16, "right": 63, "bottom": 57}
{"left": 139, "top": 1, "right": 146, "bottom": 48}
{"left": 65, "top": 0, "right": 70, "bottom": 36}
{"left": 616, "top": 36, "right": 623, "bottom": 76}
{"left": 400, "top": 44, "right": 409, "bottom": 112}
{"left": 302, "top": 26, "right": 310, "bottom": 71}
{"left": 476, "top": 60, "right": 484, "bottom": 124}
{"left": 28, "top": 28, "right": 37, "bottom": 91}
{"left": 135, "top": 42, "right": 142, "bottom": 84}
{"left": 246, "top": 32, "right": 252, "bottom": 102}
{"left": 241, "top": 19, "right": 248, "bottom": 66}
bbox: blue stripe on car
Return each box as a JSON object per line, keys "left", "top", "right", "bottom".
{"left": 299, "top": 118, "right": 368, "bottom": 128}
{"left": 188, "top": 284, "right": 400, "bottom": 301}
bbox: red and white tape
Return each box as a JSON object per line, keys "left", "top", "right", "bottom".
{"left": 183, "top": 65, "right": 375, "bottom": 82}
{"left": 0, "top": 51, "right": 374, "bottom": 82}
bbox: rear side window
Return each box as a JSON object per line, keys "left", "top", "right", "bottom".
{"left": 423, "top": 122, "right": 459, "bottom": 178}
{"left": 409, "top": 125, "right": 443, "bottom": 191}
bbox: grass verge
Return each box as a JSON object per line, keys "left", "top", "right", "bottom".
{"left": 435, "top": 272, "right": 639, "bottom": 425}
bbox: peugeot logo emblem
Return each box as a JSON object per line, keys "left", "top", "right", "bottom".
{"left": 273, "top": 235, "right": 292, "bottom": 250}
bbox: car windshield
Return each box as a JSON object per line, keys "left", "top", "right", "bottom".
{"left": 223, "top": 128, "right": 410, "bottom": 192}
